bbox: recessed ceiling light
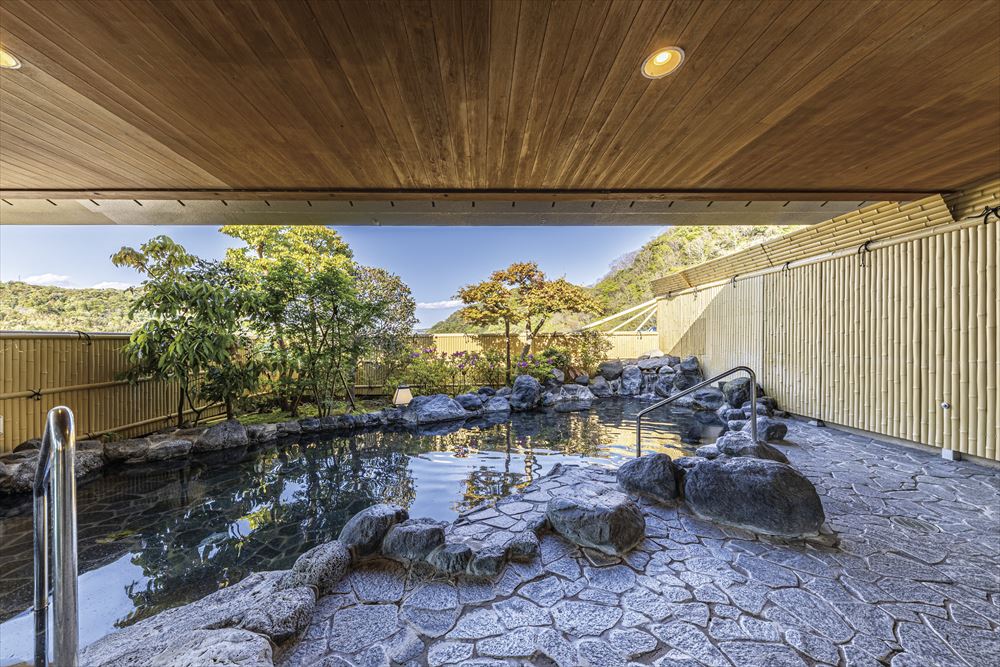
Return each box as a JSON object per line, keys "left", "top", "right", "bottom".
{"left": 0, "top": 47, "right": 22, "bottom": 70}
{"left": 642, "top": 47, "right": 684, "bottom": 79}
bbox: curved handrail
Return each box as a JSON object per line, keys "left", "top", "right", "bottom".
{"left": 635, "top": 365, "right": 758, "bottom": 456}
{"left": 33, "top": 406, "right": 78, "bottom": 667}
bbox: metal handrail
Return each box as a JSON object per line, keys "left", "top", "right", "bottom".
{"left": 636, "top": 365, "right": 758, "bottom": 456}
{"left": 33, "top": 406, "right": 79, "bottom": 667}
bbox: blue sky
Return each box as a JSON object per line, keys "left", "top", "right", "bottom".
{"left": 0, "top": 225, "right": 664, "bottom": 327}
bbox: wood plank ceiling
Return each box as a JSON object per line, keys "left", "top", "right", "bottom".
{"left": 0, "top": 0, "right": 998, "bottom": 201}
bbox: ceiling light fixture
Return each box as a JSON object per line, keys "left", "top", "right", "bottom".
{"left": 0, "top": 47, "right": 22, "bottom": 70}
{"left": 642, "top": 47, "right": 684, "bottom": 79}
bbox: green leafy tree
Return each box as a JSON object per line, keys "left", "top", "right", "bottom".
{"left": 112, "top": 236, "right": 250, "bottom": 427}
{"left": 222, "top": 225, "right": 415, "bottom": 416}
{"left": 455, "top": 262, "right": 600, "bottom": 382}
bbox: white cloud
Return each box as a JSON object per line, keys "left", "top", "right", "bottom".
{"left": 90, "top": 281, "right": 134, "bottom": 290}
{"left": 23, "top": 273, "right": 71, "bottom": 286}
{"left": 416, "top": 299, "right": 463, "bottom": 310}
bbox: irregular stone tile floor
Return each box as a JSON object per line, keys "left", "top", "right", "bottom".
{"left": 278, "top": 420, "right": 999, "bottom": 667}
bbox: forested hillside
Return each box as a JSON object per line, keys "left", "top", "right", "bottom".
{"left": 430, "top": 225, "right": 799, "bottom": 333}
{"left": 592, "top": 225, "right": 800, "bottom": 315}
{"left": 0, "top": 282, "right": 140, "bottom": 331}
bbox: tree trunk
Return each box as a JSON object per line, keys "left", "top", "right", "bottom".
{"left": 176, "top": 386, "right": 185, "bottom": 429}
{"left": 225, "top": 396, "right": 234, "bottom": 421}
{"left": 504, "top": 320, "right": 512, "bottom": 384}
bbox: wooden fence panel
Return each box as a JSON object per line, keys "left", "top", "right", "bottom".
{"left": 655, "top": 223, "right": 999, "bottom": 461}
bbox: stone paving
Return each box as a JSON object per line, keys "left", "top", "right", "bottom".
{"left": 277, "top": 419, "right": 999, "bottom": 667}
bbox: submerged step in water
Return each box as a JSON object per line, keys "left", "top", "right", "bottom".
{"left": 0, "top": 399, "right": 714, "bottom": 666}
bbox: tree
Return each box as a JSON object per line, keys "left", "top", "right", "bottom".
{"left": 221, "top": 225, "right": 415, "bottom": 416}
{"left": 112, "top": 236, "right": 250, "bottom": 427}
{"left": 455, "top": 262, "right": 600, "bottom": 382}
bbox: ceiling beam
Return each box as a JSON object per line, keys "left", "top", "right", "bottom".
{"left": 0, "top": 188, "right": 940, "bottom": 202}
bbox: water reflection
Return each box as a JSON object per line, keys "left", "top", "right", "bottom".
{"left": 0, "top": 399, "right": 715, "bottom": 666}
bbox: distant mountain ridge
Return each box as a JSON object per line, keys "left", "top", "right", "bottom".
{"left": 0, "top": 281, "right": 140, "bottom": 332}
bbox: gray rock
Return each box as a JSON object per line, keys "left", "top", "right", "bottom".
{"left": 638, "top": 357, "right": 672, "bottom": 371}
{"left": 620, "top": 365, "right": 642, "bottom": 396}
{"left": 551, "top": 600, "right": 623, "bottom": 635}
{"left": 553, "top": 400, "right": 592, "bottom": 413}
{"left": 742, "top": 416, "right": 788, "bottom": 441}
{"left": 468, "top": 545, "right": 507, "bottom": 577}
{"left": 338, "top": 504, "right": 409, "bottom": 557}
{"left": 427, "top": 543, "right": 473, "bottom": 574}
{"left": 277, "top": 420, "right": 301, "bottom": 436}
{"left": 299, "top": 417, "right": 321, "bottom": 433}
{"left": 695, "top": 443, "right": 721, "bottom": 459}
{"left": 573, "top": 374, "right": 589, "bottom": 385}
{"left": 382, "top": 518, "right": 446, "bottom": 562}
{"left": 690, "top": 387, "right": 725, "bottom": 411}
{"left": 455, "top": 393, "right": 484, "bottom": 411}
{"left": 617, "top": 453, "right": 679, "bottom": 504}
{"left": 672, "top": 368, "right": 704, "bottom": 392}
{"left": 195, "top": 420, "right": 248, "bottom": 451}
{"left": 716, "top": 430, "right": 788, "bottom": 463}
{"left": 509, "top": 374, "right": 543, "bottom": 411}
{"left": 507, "top": 532, "right": 540, "bottom": 562}
{"left": 246, "top": 423, "right": 278, "bottom": 443}
{"left": 328, "top": 604, "right": 400, "bottom": 654}
{"left": 103, "top": 438, "right": 153, "bottom": 464}
{"left": 144, "top": 439, "right": 191, "bottom": 462}
{"left": 684, "top": 457, "right": 825, "bottom": 536}
{"left": 151, "top": 629, "right": 273, "bottom": 667}
{"left": 678, "top": 355, "right": 700, "bottom": 372}
{"left": 238, "top": 585, "right": 315, "bottom": 642}
{"left": 546, "top": 485, "right": 645, "bottom": 556}
{"left": 477, "top": 386, "right": 496, "bottom": 397}
{"left": 14, "top": 438, "right": 42, "bottom": 452}
{"left": 402, "top": 394, "right": 469, "bottom": 425}
{"left": 496, "top": 386, "right": 512, "bottom": 398}
{"left": 589, "top": 375, "right": 613, "bottom": 398}
{"left": 550, "top": 368, "right": 565, "bottom": 384}
{"left": 722, "top": 377, "right": 764, "bottom": 409}
{"left": 653, "top": 375, "right": 674, "bottom": 398}
{"left": 482, "top": 396, "right": 511, "bottom": 412}
{"left": 597, "top": 360, "right": 624, "bottom": 380}
{"left": 289, "top": 540, "right": 351, "bottom": 593}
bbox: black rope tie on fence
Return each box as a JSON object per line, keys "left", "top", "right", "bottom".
{"left": 976, "top": 205, "right": 999, "bottom": 225}
{"left": 857, "top": 240, "right": 873, "bottom": 267}
{"left": 782, "top": 261, "right": 792, "bottom": 277}
{"left": 28, "top": 388, "right": 43, "bottom": 401}
{"left": 75, "top": 330, "right": 93, "bottom": 346}
{"left": 730, "top": 275, "right": 738, "bottom": 289}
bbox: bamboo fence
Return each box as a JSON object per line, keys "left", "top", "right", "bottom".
{"left": 654, "top": 181, "right": 999, "bottom": 461}
{"left": 0, "top": 331, "right": 659, "bottom": 452}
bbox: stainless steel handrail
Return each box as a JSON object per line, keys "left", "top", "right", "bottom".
{"left": 33, "top": 406, "right": 79, "bottom": 667}
{"left": 636, "top": 365, "right": 758, "bottom": 456}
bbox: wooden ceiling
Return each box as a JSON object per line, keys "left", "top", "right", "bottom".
{"left": 0, "top": 0, "right": 998, "bottom": 203}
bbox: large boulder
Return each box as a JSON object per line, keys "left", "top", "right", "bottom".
{"left": 597, "top": 360, "right": 624, "bottom": 381}
{"left": 338, "top": 504, "right": 408, "bottom": 557}
{"left": 546, "top": 486, "right": 645, "bottom": 556}
{"left": 589, "top": 376, "right": 613, "bottom": 398}
{"left": 104, "top": 438, "right": 153, "bottom": 464}
{"left": 690, "top": 387, "right": 725, "bottom": 411}
{"left": 637, "top": 357, "right": 672, "bottom": 372}
{"left": 402, "top": 394, "right": 469, "bottom": 425}
{"left": 742, "top": 416, "right": 788, "bottom": 441}
{"left": 427, "top": 543, "right": 473, "bottom": 574}
{"left": 150, "top": 629, "right": 273, "bottom": 667}
{"left": 573, "top": 374, "right": 589, "bottom": 385}
{"left": 381, "top": 518, "right": 446, "bottom": 562}
{"left": 195, "top": 420, "right": 248, "bottom": 452}
{"left": 716, "top": 430, "right": 788, "bottom": 463}
{"left": 684, "top": 457, "right": 825, "bottom": 537}
{"left": 246, "top": 423, "right": 278, "bottom": 444}
{"left": 616, "top": 454, "right": 679, "bottom": 504}
{"left": 619, "top": 365, "right": 642, "bottom": 396}
{"left": 551, "top": 368, "right": 566, "bottom": 384}
{"left": 482, "top": 396, "right": 511, "bottom": 412}
{"left": 653, "top": 375, "right": 674, "bottom": 398}
{"left": 144, "top": 439, "right": 192, "bottom": 462}
{"left": 509, "top": 374, "right": 543, "bottom": 411}
{"left": 455, "top": 393, "right": 484, "bottom": 411}
{"left": 722, "top": 377, "right": 764, "bottom": 409}
{"left": 672, "top": 366, "right": 704, "bottom": 392}
{"left": 289, "top": 540, "right": 351, "bottom": 594}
